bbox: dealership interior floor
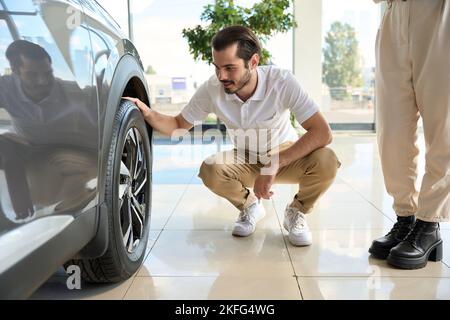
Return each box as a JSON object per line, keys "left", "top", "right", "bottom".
{"left": 32, "top": 133, "right": 450, "bottom": 300}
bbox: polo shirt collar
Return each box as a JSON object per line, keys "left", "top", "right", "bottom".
{"left": 250, "top": 67, "right": 266, "bottom": 101}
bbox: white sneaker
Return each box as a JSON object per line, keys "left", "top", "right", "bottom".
{"left": 283, "top": 205, "right": 312, "bottom": 246}
{"left": 232, "top": 201, "right": 266, "bottom": 237}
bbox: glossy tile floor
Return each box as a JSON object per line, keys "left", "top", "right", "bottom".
{"left": 32, "top": 133, "right": 450, "bottom": 300}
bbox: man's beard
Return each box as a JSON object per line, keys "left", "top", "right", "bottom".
{"left": 222, "top": 68, "right": 252, "bottom": 94}
{"left": 23, "top": 82, "right": 53, "bottom": 103}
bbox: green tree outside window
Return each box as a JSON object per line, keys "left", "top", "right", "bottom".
{"left": 323, "top": 22, "right": 363, "bottom": 100}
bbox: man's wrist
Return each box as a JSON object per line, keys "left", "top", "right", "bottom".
{"left": 143, "top": 108, "right": 153, "bottom": 121}
{"left": 260, "top": 157, "right": 280, "bottom": 176}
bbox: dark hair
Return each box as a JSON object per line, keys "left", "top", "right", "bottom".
{"left": 212, "top": 25, "right": 261, "bottom": 63}
{"left": 5, "top": 40, "right": 52, "bottom": 71}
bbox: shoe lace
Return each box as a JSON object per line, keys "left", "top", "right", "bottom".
{"left": 404, "top": 222, "right": 427, "bottom": 244}
{"left": 386, "top": 219, "right": 412, "bottom": 238}
{"left": 237, "top": 205, "right": 254, "bottom": 224}
{"left": 286, "top": 207, "right": 306, "bottom": 230}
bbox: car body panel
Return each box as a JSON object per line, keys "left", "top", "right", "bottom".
{"left": 0, "top": 0, "right": 151, "bottom": 298}
{"left": 0, "top": 0, "right": 99, "bottom": 231}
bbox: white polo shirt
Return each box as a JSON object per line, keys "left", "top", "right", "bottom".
{"left": 181, "top": 65, "right": 319, "bottom": 153}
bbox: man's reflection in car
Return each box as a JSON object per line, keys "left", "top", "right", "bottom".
{"left": 0, "top": 40, "right": 98, "bottom": 223}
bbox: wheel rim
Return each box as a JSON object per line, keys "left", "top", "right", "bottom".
{"left": 119, "top": 127, "right": 148, "bottom": 253}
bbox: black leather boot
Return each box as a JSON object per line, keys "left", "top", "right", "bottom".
{"left": 387, "top": 219, "right": 443, "bottom": 269}
{"left": 368, "top": 215, "right": 415, "bottom": 259}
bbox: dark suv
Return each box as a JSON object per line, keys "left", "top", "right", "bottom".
{"left": 0, "top": 0, "right": 152, "bottom": 299}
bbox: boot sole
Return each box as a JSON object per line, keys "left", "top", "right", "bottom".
{"left": 387, "top": 240, "right": 443, "bottom": 269}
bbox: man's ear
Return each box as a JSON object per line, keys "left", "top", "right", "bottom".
{"left": 250, "top": 53, "right": 260, "bottom": 70}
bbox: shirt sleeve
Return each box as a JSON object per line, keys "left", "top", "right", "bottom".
{"left": 283, "top": 72, "right": 319, "bottom": 125}
{"left": 180, "top": 82, "right": 213, "bottom": 125}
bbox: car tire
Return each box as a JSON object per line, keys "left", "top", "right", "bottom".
{"left": 65, "top": 100, "right": 152, "bottom": 283}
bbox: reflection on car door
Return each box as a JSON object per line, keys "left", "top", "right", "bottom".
{"left": 0, "top": 0, "right": 99, "bottom": 234}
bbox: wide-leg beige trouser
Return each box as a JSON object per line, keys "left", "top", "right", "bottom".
{"left": 376, "top": 0, "right": 450, "bottom": 222}
{"left": 198, "top": 141, "right": 341, "bottom": 214}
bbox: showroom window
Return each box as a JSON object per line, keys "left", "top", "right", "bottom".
{"left": 321, "top": 0, "right": 381, "bottom": 130}
{"left": 93, "top": 1, "right": 382, "bottom": 132}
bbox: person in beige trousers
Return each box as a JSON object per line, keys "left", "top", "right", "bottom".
{"left": 369, "top": 0, "right": 449, "bottom": 269}
{"left": 125, "top": 26, "right": 340, "bottom": 246}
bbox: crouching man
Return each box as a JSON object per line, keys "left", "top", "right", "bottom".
{"left": 125, "top": 26, "right": 340, "bottom": 246}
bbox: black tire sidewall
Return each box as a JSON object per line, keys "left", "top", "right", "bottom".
{"left": 107, "top": 101, "right": 152, "bottom": 276}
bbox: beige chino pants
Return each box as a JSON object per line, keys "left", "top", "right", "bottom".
{"left": 198, "top": 141, "right": 341, "bottom": 214}
{"left": 376, "top": 0, "right": 450, "bottom": 222}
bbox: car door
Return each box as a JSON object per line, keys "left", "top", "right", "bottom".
{"left": 0, "top": 0, "right": 99, "bottom": 234}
